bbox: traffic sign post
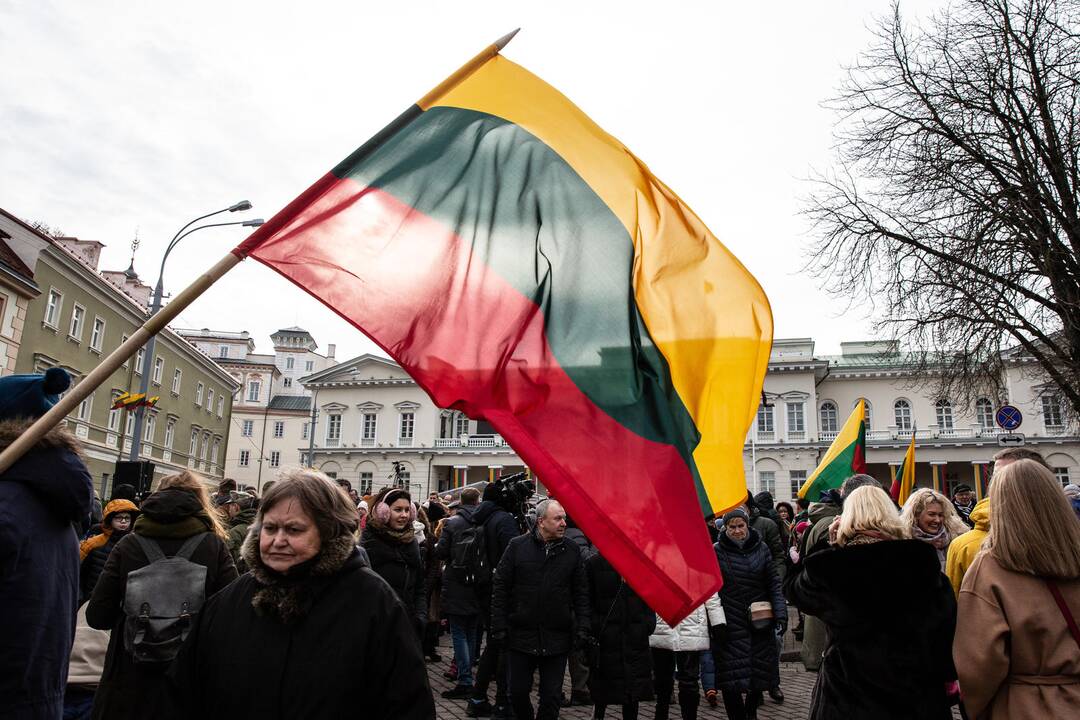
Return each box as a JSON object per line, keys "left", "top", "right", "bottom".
{"left": 996, "top": 405, "right": 1023, "bottom": 431}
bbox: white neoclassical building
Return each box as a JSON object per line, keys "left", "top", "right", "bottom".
{"left": 301, "top": 354, "right": 527, "bottom": 497}
{"left": 749, "top": 339, "right": 1079, "bottom": 504}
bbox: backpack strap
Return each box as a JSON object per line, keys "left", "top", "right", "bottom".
{"left": 133, "top": 534, "right": 166, "bottom": 563}
{"left": 1046, "top": 580, "right": 1080, "bottom": 651}
{"left": 175, "top": 532, "right": 210, "bottom": 560}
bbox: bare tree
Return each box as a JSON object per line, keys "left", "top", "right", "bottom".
{"left": 806, "top": 0, "right": 1080, "bottom": 414}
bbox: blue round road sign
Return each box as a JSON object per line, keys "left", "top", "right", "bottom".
{"left": 996, "top": 405, "right": 1023, "bottom": 431}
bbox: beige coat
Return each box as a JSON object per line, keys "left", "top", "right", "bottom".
{"left": 954, "top": 551, "right": 1080, "bottom": 719}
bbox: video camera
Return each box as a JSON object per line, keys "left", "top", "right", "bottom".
{"left": 487, "top": 471, "right": 535, "bottom": 528}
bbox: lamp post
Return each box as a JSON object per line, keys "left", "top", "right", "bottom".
{"left": 128, "top": 202, "right": 262, "bottom": 462}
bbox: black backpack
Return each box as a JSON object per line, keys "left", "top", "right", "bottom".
{"left": 450, "top": 515, "right": 491, "bottom": 586}
{"left": 122, "top": 533, "right": 209, "bottom": 663}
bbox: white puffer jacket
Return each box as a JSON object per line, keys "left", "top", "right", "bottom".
{"left": 648, "top": 593, "right": 726, "bottom": 652}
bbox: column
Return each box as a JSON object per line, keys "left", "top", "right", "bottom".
{"left": 972, "top": 461, "right": 990, "bottom": 501}
{"left": 930, "top": 462, "right": 947, "bottom": 494}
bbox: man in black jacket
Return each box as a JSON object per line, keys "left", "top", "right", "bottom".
{"left": 491, "top": 499, "right": 589, "bottom": 720}
{"left": 468, "top": 484, "right": 523, "bottom": 718}
{"left": 436, "top": 487, "right": 484, "bottom": 699}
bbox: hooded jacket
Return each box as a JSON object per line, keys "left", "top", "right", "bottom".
{"left": 435, "top": 502, "right": 484, "bottom": 616}
{"left": 945, "top": 497, "right": 990, "bottom": 596}
{"left": 79, "top": 499, "right": 139, "bottom": 602}
{"left": 785, "top": 539, "right": 956, "bottom": 720}
{"left": 0, "top": 419, "right": 93, "bottom": 720}
{"left": 85, "top": 488, "right": 237, "bottom": 720}
{"left": 747, "top": 493, "right": 786, "bottom": 581}
{"left": 226, "top": 506, "right": 257, "bottom": 570}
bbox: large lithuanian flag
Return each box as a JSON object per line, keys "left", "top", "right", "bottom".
{"left": 799, "top": 399, "right": 867, "bottom": 500}
{"left": 235, "top": 38, "right": 772, "bottom": 623}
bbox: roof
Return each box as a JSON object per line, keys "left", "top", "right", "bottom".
{"left": 268, "top": 395, "right": 312, "bottom": 411}
{"left": 274, "top": 326, "right": 312, "bottom": 335}
{"left": 0, "top": 237, "right": 34, "bottom": 280}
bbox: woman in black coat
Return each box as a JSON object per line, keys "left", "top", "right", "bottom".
{"left": 713, "top": 509, "right": 785, "bottom": 720}
{"left": 586, "top": 553, "right": 655, "bottom": 720}
{"left": 86, "top": 473, "right": 237, "bottom": 720}
{"left": 360, "top": 487, "right": 427, "bottom": 633}
{"left": 784, "top": 486, "right": 956, "bottom": 720}
{"left": 167, "top": 469, "right": 435, "bottom": 719}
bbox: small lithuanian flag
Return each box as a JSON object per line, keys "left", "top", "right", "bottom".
{"left": 799, "top": 399, "right": 868, "bottom": 500}
{"left": 890, "top": 432, "right": 917, "bottom": 506}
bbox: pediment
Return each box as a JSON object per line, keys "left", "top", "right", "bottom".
{"left": 306, "top": 353, "right": 413, "bottom": 384}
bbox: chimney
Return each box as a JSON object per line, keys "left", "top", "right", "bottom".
{"left": 327, "top": 343, "right": 336, "bottom": 359}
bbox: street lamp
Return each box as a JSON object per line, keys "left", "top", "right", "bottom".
{"left": 128, "top": 203, "right": 263, "bottom": 462}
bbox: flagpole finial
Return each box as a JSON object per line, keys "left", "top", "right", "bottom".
{"left": 494, "top": 28, "right": 520, "bottom": 51}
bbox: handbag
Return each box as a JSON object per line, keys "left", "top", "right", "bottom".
{"left": 748, "top": 601, "right": 774, "bottom": 632}
{"left": 1046, "top": 580, "right": 1080, "bottom": 650}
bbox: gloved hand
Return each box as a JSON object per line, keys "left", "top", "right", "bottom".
{"left": 710, "top": 623, "right": 728, "bottom": 648}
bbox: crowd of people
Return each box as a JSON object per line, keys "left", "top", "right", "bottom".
{"left": 2, "top": 369, "right": 1080, "bottom": 720}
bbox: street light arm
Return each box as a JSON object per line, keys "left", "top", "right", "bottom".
{"left": 159, "top": 219, "right": 264, "bottom": 289}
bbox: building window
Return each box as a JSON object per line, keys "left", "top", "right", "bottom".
{"left": 43, "top": 289, "right": 62, "bottom": 327}
{"left": 270, "top": 451, "right": 281, "bottom": 468}
{"left": 108, "top": 404, "right": 120, "bottom": 432}
{"left": 68, "top": 304, "right": 85, "bottom": 341}
{"left": 206, "top": 388, "right": 214, "bottom": 411}
{"left": 134, "top": 347, "right": 145, "bottom": 375}
{"left": 362, "top": 413, "right": 377, "bottom": 442}
{"left": 759, "top": 471, "right": 776, "bottom": 494}
{"left": 1042, "top": 394, "right": 1064, "bottom": 430}
{"left": 241, "top": 420, "right": 254, "bottom": 437}
{"left": 935, "top": 399, "right": 954, "bottom": 431}
{"left": 894, "top": 399, "right": 913, "bottom": 431}
{"left": 247, "top": 380, "right": 260, "bottom": 402}
{"left": 144, "top": 414, "right": 156, "bottom": 443}
{"left": 172, "top": 368, "right": 182, "bottom": 394}
{"left": 164, "top": 420, "right": 175, "bottom": 449}
{"left": 305, "top": 360, "right": 314, "bottom": 372}
{"left": 239, "top": 449, "right": 250, "bottom": 467}
{"left": 819, "top": 402, "right": 838, "bottom": 433}
{"left": 786, "top": 402, "right": 805, "bottom": 434}
{"left": 283, "top": 377, "right": 293, "bottom": 388}
{"left": 976, "top": 398, "right": 994, "bottom": 429}
{"left": 219, "top": 345, "right": 229, "bottom": 358}
{"left": 124, "top": 413, "right": 135, "bottom": 438}
{"left": 859, "top": 399, "right": 873, "bottom": 428}
{"left": 216, "top": 396, "right": 223, "bottom": 418}
{"left": 90, "top": 317, "right": 105, "bottom": 351}
{"left": 455, "top": 413, "right": 468, "bottom": 437}
{"left": 77, "top": 394, "right": 93, "bottom": 421}
{"left": 790, "top": 470, "right": 807, "bottom": 498}
{"left": 360, "top": 471, "right": 373, "bottom": 493}
{"left": 399, "top": 412, "right": 415, "bottom": 443}
{"left": 153, "top": 356, "right": 164, "bottom": 384}
{"left": 1053, "top": 467, "right": 1070, "bottom": 486}
{"left": 195, "top": 382, "right": 204, "bottom": 405}
{"left": 189, "top": 429, "right": 199, "bottom": 456}
{"left": 286, "top": 356, "right": 294, "bottom": 370}
{"left": 121, "top": 335, "right": 130, "bottom": 368}
{"left": 211, "top": 439, "right": 220, "bottom": 466}
{"left": 756, "top": 404, "right": 774, "bottom": 434}
{"left": 302, "top": 422, "right": 309, "bottom": 440}
{"left": 273, "top": 421, "right": 284, "bottom": 438}
{"left": 327, "top": 414, "right": 342, "bottom": 445}
{"left": 200, "top": 433, "right": 210, "bottom": 461}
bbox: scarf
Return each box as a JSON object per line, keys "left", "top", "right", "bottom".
{"left": 912, "top": 523, "right": 951, "bottom": 569}
{"left": 843, "top": 530, "right": 891, "bottom": 547}
{"left": 241, "top": 529, "right": 356, "bottom": 625}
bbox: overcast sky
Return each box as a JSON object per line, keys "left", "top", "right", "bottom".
{"left": 0, "top": 0, "right": 940, "bottom": 361}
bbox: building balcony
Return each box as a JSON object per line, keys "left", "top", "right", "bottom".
{"left": 756, "top": 430, "right": 775, "bottom": 442}
{"left": 434, "top": 434, "right": 507, "bottom": 449}
{"left": 360, "top": 437, "right": 376, "bottom": 447}
{"left": 787, "top": 430, "right": 807, "bottom": 442}
{"left": 820, "top": 430, "right": 838, "bottom": 442}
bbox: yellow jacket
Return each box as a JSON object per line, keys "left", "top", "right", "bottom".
{"left": 945, "top": 497, "right": 989, "bottom": 596}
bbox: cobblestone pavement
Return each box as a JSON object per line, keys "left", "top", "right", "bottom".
{"left": 428, "top": 630, "right": 963, "bottom": 719}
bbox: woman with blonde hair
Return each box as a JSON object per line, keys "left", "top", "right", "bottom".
{"left": 785, "top": 486, "right": 956, "bottom": 719}
{"left": 168, "top": 468, "right": 435, "bottom": 718}
{"left": 901, "top": 488, "right": 968, "bottom": 570}
{"left": 953, "top": 459, "right": 1080, "bottom": 719}
{"left": 86, "top": 471, "right": 237, "bottom": 719}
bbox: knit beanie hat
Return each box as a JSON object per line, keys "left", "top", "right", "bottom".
{"left": 721, "top": 508, "right": 750, "bottom": 526}
{"left": 0, "top": 368, "right": 71, "bottom": 421}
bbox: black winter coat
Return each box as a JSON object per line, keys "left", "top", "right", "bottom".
{"left": 0, "top": 421, "right": 93, "bottom": 720}
{"left": 80, "top": 531, "right": 128, "bottom": 603}
{"left": 491, "top": 528, "right": 590, "bottom": 656}
{"left": 585, "top": 554, "right": 655, "bottom": 704}
{"left": 714, "top": 529, "right": 785, "bottom": 692}
{"left": 435, "top": 503, "right": 482, "bottom": 616}
{"left": 167, "top": 547, "right": 435, "bottom": 719}
{"left": 361, "top": 526, "right": 427, "bottom": 627}
{"left": 784, "top": 539, "right": 956, "bottom": 720}
{"left": 472, "top": 500, "right": 520, "bottom": 570}
{"left": 85, "top": 489, "right": 237, "bottom": 720}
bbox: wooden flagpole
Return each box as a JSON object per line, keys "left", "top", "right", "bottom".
{"left": 0, "top": 29, "right": 521, "bottom": 476}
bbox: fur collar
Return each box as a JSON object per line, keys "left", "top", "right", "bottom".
{"left": 241, "top": 524, "right": 358, "bottom": 624}
{"left": 0, "top": 418, "right": 84, "bottom": 458}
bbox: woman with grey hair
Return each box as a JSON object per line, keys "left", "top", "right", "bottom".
{"left": 167, "top": 468, "right": 435, "bottom": 719}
